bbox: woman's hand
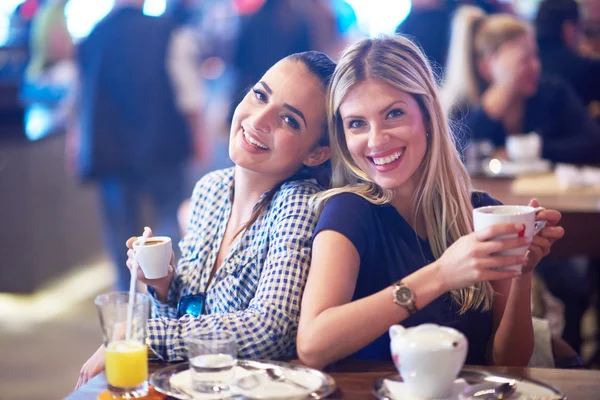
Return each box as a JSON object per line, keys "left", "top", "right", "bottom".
{"left": 75, "top": 344, "right": 105, "bottom": 390}
{"left": 489, "top": 40, "right": 528, "bottom": 92}
{"left": 126, "top": 229, "right": 174, "bottom": 300}
{"left": 436, "top": 223, "right": 531, "bottom": 292}
{"left": 522, "top": 199, "right": 564, "bottom": 273}
{"left": 480, "top": 40, "right": 529, "bottom": 120}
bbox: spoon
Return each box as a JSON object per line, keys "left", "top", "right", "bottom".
{"left": 472, "top": 380, "right": 517, "bottom": 399}
{"left": 264, "top": 367, "right": 311, "bottom": 391}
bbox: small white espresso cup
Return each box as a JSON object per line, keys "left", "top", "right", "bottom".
{"left": 506, "top": 132, "right": 541, "bottom": 161}
{"left": 133, "top": 236, "right": 172, "bottom": 279}
{"left": 473, "top": 205, "right": 546, "bottom": 272}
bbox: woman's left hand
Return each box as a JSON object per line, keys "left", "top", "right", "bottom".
{"left": 75, "top": 344, "right": 105, "bottom": 390}
{"left": 522, "top": 199, "right": 565, "bottom": 273}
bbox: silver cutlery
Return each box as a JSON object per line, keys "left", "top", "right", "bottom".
{"left": 264, "top": 367, "right": 311, "bottom": 391}
{"left": 471, "top": 380, "right": 517, "bottom": 399}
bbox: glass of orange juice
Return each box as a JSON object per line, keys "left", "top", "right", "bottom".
{"left": 95, "top": 292, "right": 150, "bottom": 398}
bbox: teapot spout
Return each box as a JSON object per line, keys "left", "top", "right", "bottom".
{"left": 389, "top": 325, "right": 406, "bottom": 340}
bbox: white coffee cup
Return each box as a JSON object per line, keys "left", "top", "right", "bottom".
{"left": 133, "top": 236, "right": 172, "bottom": 279}
{"left": 506, "top": 132, "right": 541, "bottom": 162}
{"left": 473, "top": 205, "right": 546, "bottom": 272}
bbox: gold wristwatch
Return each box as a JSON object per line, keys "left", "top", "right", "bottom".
{"left": 392, "top": 280, "right": 417, "bottom": 315}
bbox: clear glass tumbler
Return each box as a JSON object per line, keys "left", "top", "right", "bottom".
{"left": 186, "top": 331, "right": 237, "bottom": 394}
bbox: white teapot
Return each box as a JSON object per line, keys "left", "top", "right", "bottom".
{"left": 389, "top": 323, "right": 468, "bottom": 399}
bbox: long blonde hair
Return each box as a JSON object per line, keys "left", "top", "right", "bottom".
{"left": 317, "top": 36, "right": 493, "bottom": 313}
{"left": 441, "top": 6, "right": 531, "bottom": 113}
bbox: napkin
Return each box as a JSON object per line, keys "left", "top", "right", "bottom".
{"left": 169, "top": 366, "right": 318, "bottom": 400}
{"left": 555, "top": 164, "right": 600, "bottom": 190}
{"left": 233, "top": 370, "right": 317, "bottom": 400}
{"left": 511, "top": 172, "right": 600, "bottom": 197}
{"left": 383, "top": 378, "right": 469, "bottom": 400}
{"left": 170, "top": 369, "right": 235, "bottom": 400}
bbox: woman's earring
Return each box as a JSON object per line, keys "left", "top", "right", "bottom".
{"left": 426, "top": 132, "right": 431, "bottom": 140}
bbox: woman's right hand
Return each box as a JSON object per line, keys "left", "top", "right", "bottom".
{"left": 480, "top": 41, "right": 529, "bottom": 120}
{"left": 126, "top": 230, "right": 174, "bottom": 299}
{"left": 489, "top": 41, "right": 528, "bottom": 92}
{"left": 435, "top": 223, "right": 531, "bottom": 292}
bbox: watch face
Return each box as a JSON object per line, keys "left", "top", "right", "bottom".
{"left": 396, "top": 286, "right": 412, "bottom": 304}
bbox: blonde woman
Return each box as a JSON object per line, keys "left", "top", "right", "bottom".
{"left": 441, "top": 6, "right": 600, "bottom": 164}
{"left": 297, "top": 36, "right": 564, "bottom": 369}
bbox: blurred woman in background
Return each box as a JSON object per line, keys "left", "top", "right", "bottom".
{"left": 442, "top": 6, "right": 596, "bottom": 355}
{"left": 441, "top": 6, "right": 600, "bottom": 164}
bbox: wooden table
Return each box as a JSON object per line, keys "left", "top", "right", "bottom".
{"left": 471, "top": 177, "right": 600, "bottom": 259}
{"left": 66, "top": 360, "right": 600, "bottom": 400}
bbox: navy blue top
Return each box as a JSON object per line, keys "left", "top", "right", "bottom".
{"left": 461, "top": 78, "right": 600, "bottom": 165}
{"left": 538, "top": 40, "right": 600, "bottom": 106}
{"left": 315, "top": 191, "right": 501, "bottom": 366}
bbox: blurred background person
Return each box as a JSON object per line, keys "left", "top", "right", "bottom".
{"left": 4, "top": 0, "right": 38, "bottom": 48}
{"left": 229, "top": 0, "right": 313, "bottom": 122}
{"left": 25, "top": 0, "right": 73, "bottom": 83}
{"left": 580, "top": 0, "right": 600, "bottom": 58}
{"left": 535, "top": 0, "right": 600, "bottom": 109}
{"left": 395, "top": 0, "right": 454, "bottom": 78}
{"left": 67, "top": 0, "right": 205, "bottom": 291}
{"left": 441, "top": 5, "right": 598, "bottom": 355}
{"left": 21, "top": 0, "right": 76, "bottom": 135}
{"left": 164, "top": 0, "right": 208, "bottom": 166}
{"left": 441, "top": 6, "right": 600, "bottom": 165}
{"left": 395, "top": 0, "right": 514, "bottom": 80}
{"left": 302, "top": 0, "right": 344, "bottom": 57}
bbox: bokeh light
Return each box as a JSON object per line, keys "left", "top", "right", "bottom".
{"left": 345, "top": 0, "right": 410, "bottom": 37}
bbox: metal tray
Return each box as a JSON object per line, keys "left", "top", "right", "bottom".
{"left": 373, "top": 369, "right": 566, "bottom": 400}
{"left": 150, "top": 359, "right": 336, "bottom": 399}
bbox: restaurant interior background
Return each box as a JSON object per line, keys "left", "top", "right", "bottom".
{"left": 0, "top": 0, "right": 598, "bottom": 399}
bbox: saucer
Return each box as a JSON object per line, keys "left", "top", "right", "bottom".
{"left": 383, "top": 378, "right": 469, "bottom": 400}
{"left": 151, "top": 360, "right": 336, "bottom": 400}
{"left": 481, "top": 158, "right": 552, "bottom": 178}
{"left": 459, "top": 380, "right": 563, "bottom": 400}
{"left": 503, "top": 159, "right": 552, "bottom": 176}
{"left": 373, "top": 371, "right": 565, "bottom": 400}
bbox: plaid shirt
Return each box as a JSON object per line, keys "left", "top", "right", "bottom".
{"left": 147, "top": 168, "right": 320, "bottom": 361}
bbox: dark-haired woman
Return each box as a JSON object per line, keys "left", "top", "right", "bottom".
{"left": 76, "top": 51, "right": 335, "bottom": 387}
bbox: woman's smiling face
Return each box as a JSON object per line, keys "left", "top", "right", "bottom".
{"left": 229, "top": 59, "right": 329, "bottom": 182}
{"left": 339, "top": 78, "right": 428, "bottom": 195}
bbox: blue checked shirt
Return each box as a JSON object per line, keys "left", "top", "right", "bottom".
{"left": 146, "top": 167, "right": 321, "bottom": 362}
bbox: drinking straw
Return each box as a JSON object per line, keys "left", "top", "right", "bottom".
{"left": 125, "top": 226, "right": 151, "bottom": 341}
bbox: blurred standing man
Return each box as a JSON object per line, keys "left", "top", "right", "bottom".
{"left": 67, "top": 0, "right": 204, "bottom": 290}
{"left": 229, "top": 0, "right": 312, "bottom": 121}
{"left": 396, "top": 0, "right": 454, "bottom": 78}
